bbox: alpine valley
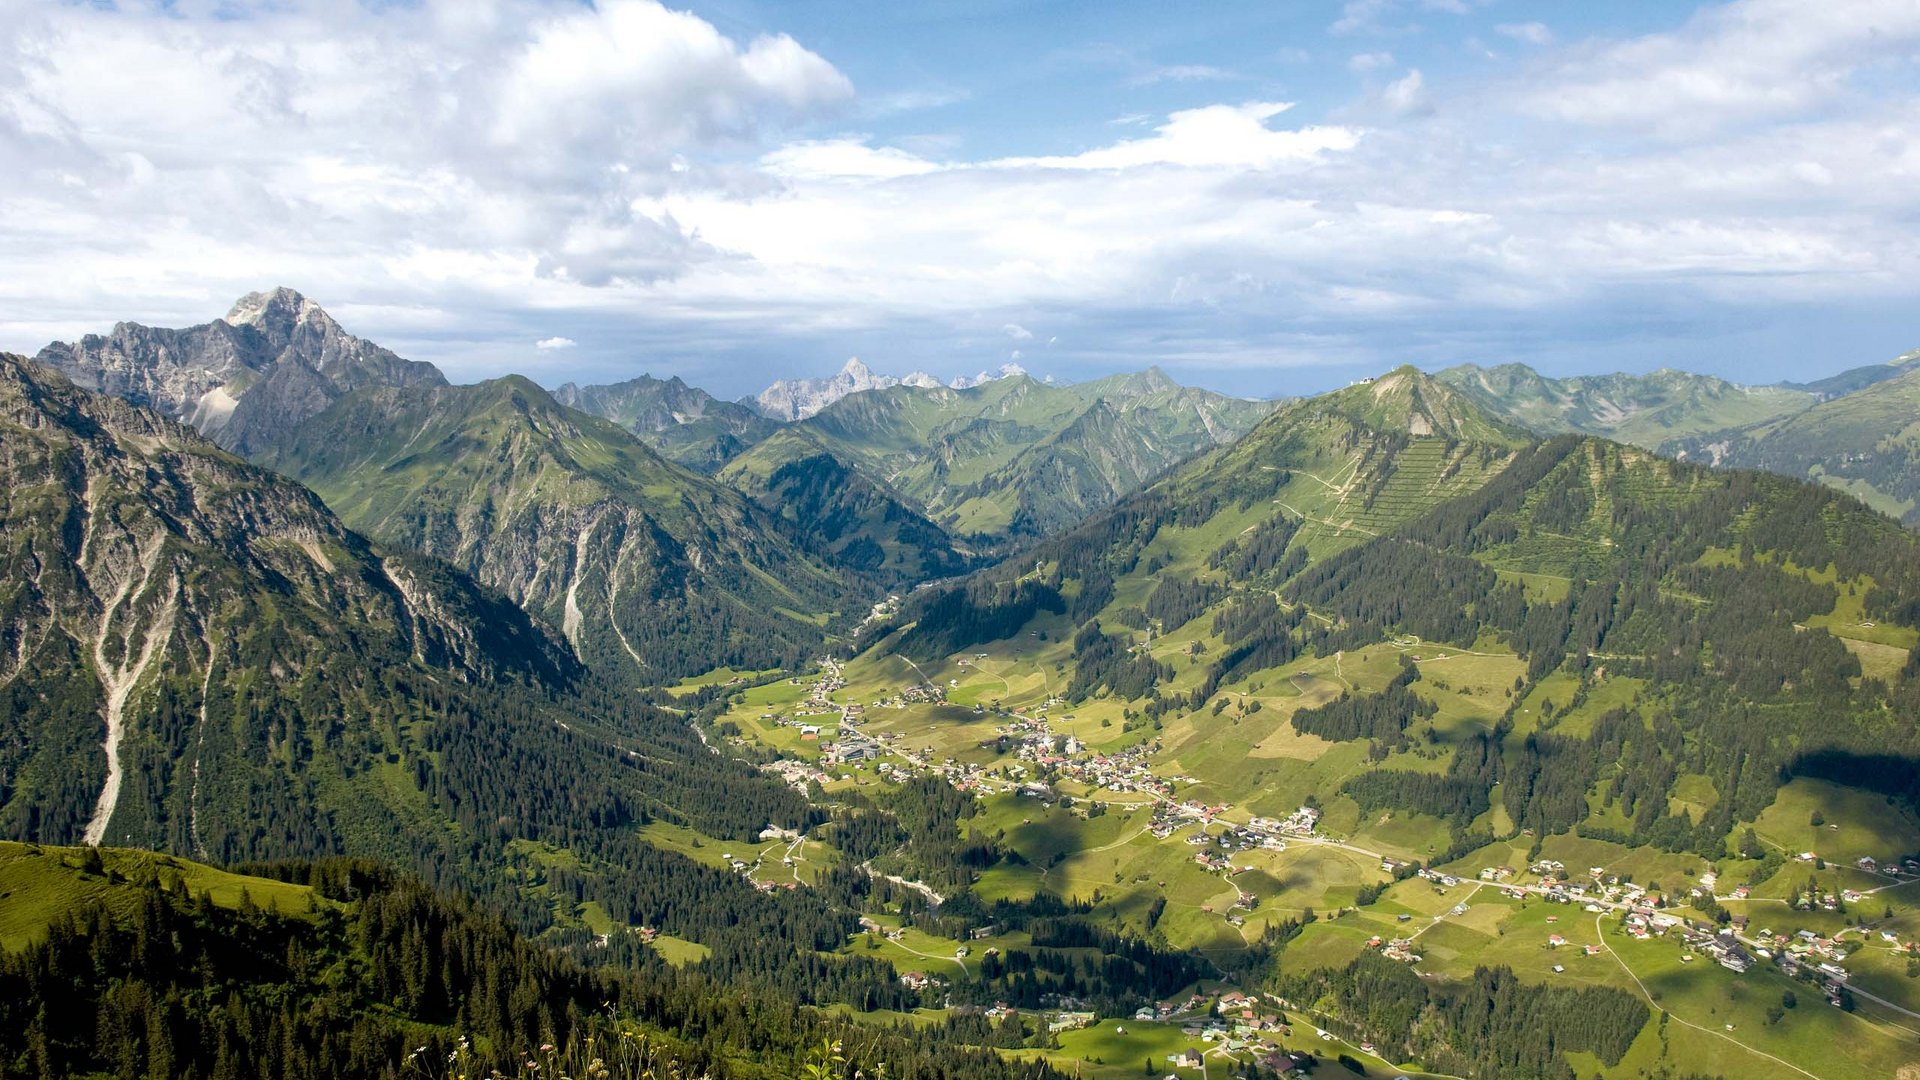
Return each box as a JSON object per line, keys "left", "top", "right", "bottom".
{"left": 7, "top": 292, "right": 1920, "bottom": 1080}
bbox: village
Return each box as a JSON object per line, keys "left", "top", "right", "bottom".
{"left": 704, "top": 656, "right": 1920, "bottom": 1075}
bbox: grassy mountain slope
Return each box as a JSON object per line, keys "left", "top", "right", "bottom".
{"left": 1672, "top": 362, "right": 1920, "bottom": 525}
{"left": 876, "top": 365, "right": 1920, "bottom": 845}
{"left": 787, "top": 369, "right": 1276, "bottom": 541}
{"left": 262, "top": 376, "right": 865, "bottom": 679}
{"left": 718, "top": 427, "right": 975, "bottom": 589}
{"left": 0, "top": 356, "right": 957, "bottom": 1019}
{"left": 0, "top": 353, "right": 579, "bottom": 854}
{"left": 697, "top": 365, "right": 1920, "bottom": 1077}
{"left": 873, "top": 368, "right": 1527, "bottom": 667}
{"left": 1436, "top": 362, "right": 1815, "bottom": 448}
{"left": 554, "top": 372, "right": 780, "bottom": 471}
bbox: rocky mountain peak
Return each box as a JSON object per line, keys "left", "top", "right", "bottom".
{"left": 223, "top": 286, "right": 329, "bottom": 333}
{"left": 36, "top": 288, "right": 443, "bottom": 458}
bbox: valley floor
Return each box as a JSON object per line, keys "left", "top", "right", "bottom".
{"left": 666, "top": 636, "right": 1920, "bottom": 1080}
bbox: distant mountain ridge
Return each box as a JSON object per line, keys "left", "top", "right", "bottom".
{"left": 553, "top": 372, "right": 779, "bottom": 471}
{"left": 1437, "top": 350, "right": 1920, "bottom": 524}
{"left": 1434, "top": 362, "right": 1816, "bottom": 447}
{"left": 753, "top": 357, "right": 946, "bottom": 421}
{"left": 786, "top": 366, "right": 1279, "bottom": 541}
{"left": 1670, "top": 361, "right": 1920, "bottom": 525}
{"left": 35, "top": 287, "right": 445, "bottom": 456}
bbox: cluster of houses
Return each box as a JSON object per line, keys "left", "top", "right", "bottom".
{"left": 758, "top": 757, "right": 831, "bottom": 793}
{"left": 821, "top": 728, "right": 884, "bottom": 767}
{"left": 1365, "top": 934, "right": 1423, "bottom": 964}
{"left": 997, "top": 719, "right": 1173, "bottom": 800}
{"left": 1853, "top": 854, "right": 1920, "bottom": 878}
{"left": 1249, "top": 806, "right": 1323, "bottom": 837}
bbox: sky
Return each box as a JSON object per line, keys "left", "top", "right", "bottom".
{"left": 1, "top": 0, "right": 1918, "bottom": 400}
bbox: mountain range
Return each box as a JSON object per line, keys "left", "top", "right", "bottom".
{"left": 753, "top": 366, "right": 1280, "bottom": 541}
{"left": 1438, "top": 349, "right": 1920, "bottom": 523}
{"left": 30, "top": 288, "right": 1269, "bottom": 676}
{"left": 753, "top": 357, "right": 947, "bottom": 421}
{"left": 260, "top": 375, "right": 866, "bottom": 679}
{"left": 553, "top": 373, "right": 781, "bottom": 470}
{"left": 13, "top": 289, "right": 1920, "bottom": 1080}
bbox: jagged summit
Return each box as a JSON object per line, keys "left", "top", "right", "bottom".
{"left": 36, "top": 288, "right": 443, "bottom": 457}
{"left": 223, "top": 286, "right": 329, "bottom": 332}
{"left": 754, "top": 357, "right": 938, "bottom": 420}
{"left": 752, "top": 357, "right": 1022, "bottom": 420}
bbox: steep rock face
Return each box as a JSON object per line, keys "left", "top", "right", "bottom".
{"left": 0, "top": 354, "right": 571, "bottom": 852}
{"left": 35, "top": 288, "right": 445, "bottom": 456}
{"left": 263, "top": 377, "right": 865, "bottom": 679}
{"left": 553, "top": 373, "right": 780, "bottom": 470}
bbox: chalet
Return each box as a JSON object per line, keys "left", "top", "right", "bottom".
{"left": 1050, "top": 1012, "right": 1095, "bottom": 1033}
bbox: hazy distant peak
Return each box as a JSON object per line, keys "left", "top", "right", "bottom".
{"left": 950, "top": 362, "right": 1028, "bottom": 389}
{"left": 754, "top": 356, "right": 1026, "bottom": 420}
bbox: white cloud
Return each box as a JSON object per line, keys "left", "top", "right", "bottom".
{"left": 0, "top": 0, "right": 852, "bottom": 308}
{"left": 536, "top": 336, "right": 576, "bottom": 350}
{"left": 1381, "top": 70, "right": 1432, "bottom": 116}
{"left": 1129, "top": 64, "right": 1239, "bottom": 86}
{"left": 1496, "top": 22, "right": 1554, "bottom": 46}
{"left": 1349, "top": 52, "right": 1397, "bottom": 74}
{"left": 991, "top": 102, "right": 1360, "bottom": 170}
{"left": 1331, "top": 0, "right": 1396, "bottom": 36}
{"left": 760, "top": 139, "right": 941, "bottom": 180}
{"left": 1518, "top": 0, "right": 1920, "bottom": 134}
{"left": 1, "top": 0, "right": 1917, "bottom": 392}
